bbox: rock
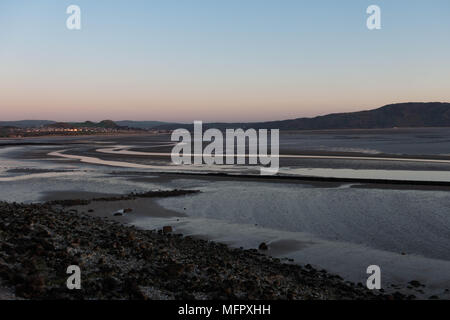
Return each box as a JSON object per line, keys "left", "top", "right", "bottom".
{"left": 258, "top": 242, "right": 268, "bottom": 251}
{"left": 112, "top": 209, "right": 125, "bottom": 216}
{"left": 167, "top": 262, "right": 184, "bottom": 277}
{"left": 409, "top": 280, "right": 422, "bottom": 288}
{"left": 102, "top": 276, "right": 119, "bottom": 291}
{"left": 206, "top": 267, "right": 216, "bottom": 275}
{"left": 113, "top": 209, "right": 132, "bottom": 216}
{"left": 162, "top": 226, "right": 173, "bottom": 234}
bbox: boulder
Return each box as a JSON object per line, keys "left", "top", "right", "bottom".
{"left": 162, "top": 226, "right": 173, "bottom": 234}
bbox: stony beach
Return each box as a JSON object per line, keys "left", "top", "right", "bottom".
{"left": 0, "top": 190, "right": 411, "bottom": 300}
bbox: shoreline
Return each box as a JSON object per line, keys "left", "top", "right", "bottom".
{"left": 0, "top": 190, "right": 410, "bottom": 300}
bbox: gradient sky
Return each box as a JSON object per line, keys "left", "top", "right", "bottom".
{"left": 1, "top": 0, "right": 450, "bottom": 122}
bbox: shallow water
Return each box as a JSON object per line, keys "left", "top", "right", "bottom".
{"left": 145, "top": 180, "right": 450, "bottom": 297}
{"left": 156, "top": 180, "right": 450, "bottom": 261}
{"left": 279, "top": 167, "right": 450, "bottom": 182}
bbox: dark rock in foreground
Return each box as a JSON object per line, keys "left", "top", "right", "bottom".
{"left": 0, "top": 200, "right": 406, "bottom": 300}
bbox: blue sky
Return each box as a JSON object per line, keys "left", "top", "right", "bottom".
{"left": 1, "top": 0, "right": 449, "bottom": 122}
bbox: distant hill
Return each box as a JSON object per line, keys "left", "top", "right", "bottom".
{"left": 0, "top": 120, "right": 55, "bottom": 128}
{"left": 72, "top": 120, "right": 120, "bottom": 129}
{"left": 116, "top": 121, "right": 170, "bottom": 129}
{"left": 153, "top": 102, "right": 450, "bottom": 131}
{"left": 46, "top": 122, "right": 74, "bottom": 129}
{"left": 47, "top": 120, "right": 122, "bottom": 129}
{"left": 0, "top": 120, "right": 169, "bottom": 130}
{"left": 0, "top": 126, "right": 18, "bottom": 137}
{"left": 262, "top": 102, "right": 450, "bottom": 130}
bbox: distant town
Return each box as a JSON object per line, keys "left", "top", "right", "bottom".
{"left": 0, "top": 120, "right": 170, "bottom": 138}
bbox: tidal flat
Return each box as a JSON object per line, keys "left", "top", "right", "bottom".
{"left": 1, "top": 129, "right": 450, "bottom": 299}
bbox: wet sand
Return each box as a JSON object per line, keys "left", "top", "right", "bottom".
{"left": 40, "top": 191, "right": 121, "bottom": 201}
{"left": 40, "top": 190, "right": 191, "bottom": 225}
{"left": 70, "top": 198, "right": 185, "bottom": 223}
{"left": 40, "top": 190, "right": 322, "bottom": 260}
{"left": 265, "top": 239, "right": 316, "bottom": 257}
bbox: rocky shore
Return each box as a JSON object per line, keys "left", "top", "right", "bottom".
{"left": 0, "top": 192, "right": 409, "bottom": 300}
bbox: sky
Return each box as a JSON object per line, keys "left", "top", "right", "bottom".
{"left": 1, "top": 0, "right": 450, "bottom": 122}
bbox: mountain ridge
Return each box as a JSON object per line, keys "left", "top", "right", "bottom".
{"left": 152, "top": 102, "right": 450, "bottom": 130}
